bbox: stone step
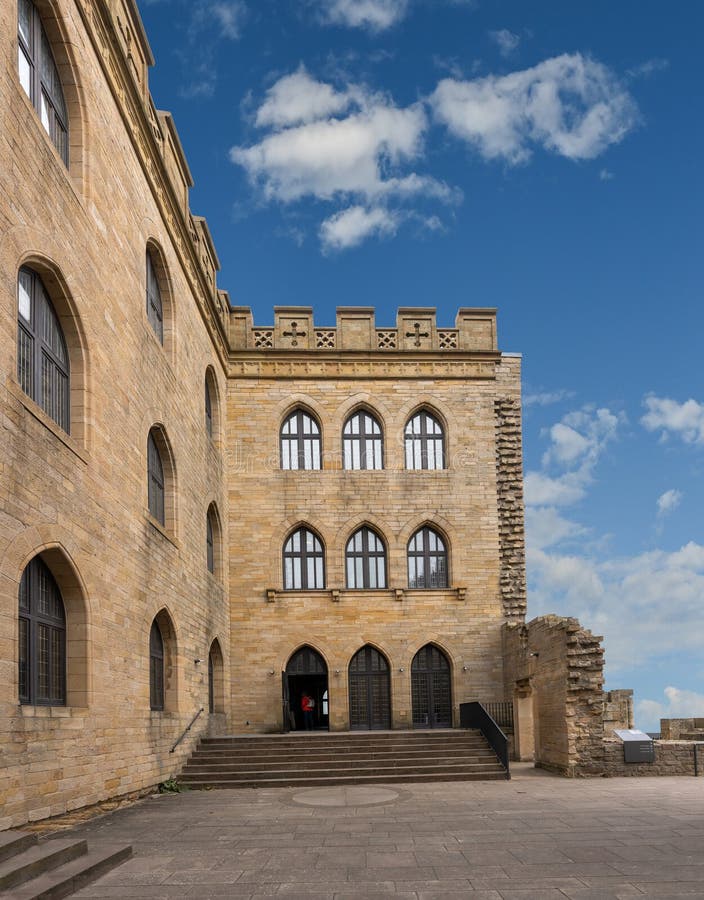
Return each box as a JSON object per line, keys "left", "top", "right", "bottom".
{"left": 0, "top": 831, "right": 37, "bottom": 865}
{"left": 186, "top": 747, "right": 496, "bottom": 764}
{"left": 0, "top": 839, "right": 87, "bottom": 891}
{"left": 183, "top": 770, "right": 507, "bottom": 789}
{"left": 194, "top": 739, "right": 490, "bottom": 754}
{"left": 181, "top": 760, "right": 504, "bottom": 782}
{"left": 183, "top": 754, "right": 497, "bottom": 773}
{"left": 201, "top": 732, "right": 481, "bottom": 748}
{"left": 7, "top": 844, "right": 133, "bottom": 900}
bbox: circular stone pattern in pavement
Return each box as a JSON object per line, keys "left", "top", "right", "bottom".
{"left": 292, "top": 786, "right": 399, "bottom": 807}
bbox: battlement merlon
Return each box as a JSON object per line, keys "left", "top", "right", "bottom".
{"left": 226, "top": 306, "right": 499, "bottom": 353}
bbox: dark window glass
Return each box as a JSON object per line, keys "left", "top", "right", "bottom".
{"left": 146, "top": 252, "right": 163, "bottom": 343}
{"left": 149, "top": 620, "right": 164, "bottom": 710}
{"left": 345, "top": 527, "right": 386, "bottom": 589}
{"left": 18, "top": 557, "right": 66, "bottom": 705}
{"left": 343, "top": 410, "right": 383, "bottom": 470}
{"left": 17, "top": 0, "right": 68, "bottom": 164}
{"left": 283, "top": 527, "right": 325, "bottom": 590}
{"left": 17, "top": 267, "right": 69, "bottom": 432}
{"left": 208, "top": 651, "right": 214, "bottom": 714}
{"left": 280, "top": 409, "right": 321, "bottom": 470}
{"left": 205, "top": 378, "right": 213, "bottom": 438}
{"left": 404, "top": 410, "right": 445, "bottom": 470}
{"left": 207, "top": 511, "right": 215, "bottom": 574}
{"left": 408, "top": 527, "right": 448, "bottom": 588}
{"left": 147, "top": 431, "right": 165, "bottom": 525}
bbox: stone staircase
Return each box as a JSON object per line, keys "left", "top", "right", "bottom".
{"left": 179, "top": 729, "right": 508, "bottom": 789}
{"left": 0, "top": 829, "right": 131, "bottom": 899}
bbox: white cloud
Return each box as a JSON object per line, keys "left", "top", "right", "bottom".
{"left": 320, "top": 205, "right": 398, "bottom": 250}
{"left": 524, "top": 471, "right": 587, "bottom": 508}
{"left": 431, "top": 53, "right": 638, "bottom": 164}
{"left": 627, "top": 58, "right": 669, "bottom": 80}
{"left": 190, "top": 0, "right": 247, "bottom": 40}
{"left": 656, "top": 488, "right": 683, "bottom": 518}
{"left": 641, "top": 395, "right": 704, "bottom": 445}
{"left": 489, "top": 28, "right": 520, "bottom": 58}
{"left": 523, "top": 389, "right": 573, "bottom": 407}
{"left": 599, "top": 168, "right": 614, "bottom": 181}
{"left": 316, "top": 0, "right": 408, "bottom": 31}
{"left": 255, "top": 68, "right": 352, "bottom": 129}
{"left": 637, "top": 687, "right": 704, "bottom": 728}
{"left": 526, "top": 506, "right": 586, "bottom": 551}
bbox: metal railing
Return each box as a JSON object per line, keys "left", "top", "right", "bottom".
{"left": 459, "top": 701, "right": 510, "bottom": 778}
{"left": 480, "top": 700, "right": 514, "bottom": 730}
{"left": 170, "top": 707, "right": 204, "bottom": 754}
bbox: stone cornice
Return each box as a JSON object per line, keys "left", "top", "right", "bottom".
{"left": 74, "top": 0, "right": 229, "bottom": 370}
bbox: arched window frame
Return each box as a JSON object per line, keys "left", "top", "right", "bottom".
{"left": 17, "top": 0, "right": 69, "bottom": 164}
{"left": 17, "top": 266, "right": 70, "bottom": 432}
{"left": 342, "top": 409, "right": 384, "bottom": 470}
{"left": 147, "top": 430, "right": 165, "bottom": 526}
{"left": 283, "top": 526, "right": 325, "bottom": 590}
{"left": 345, "top": 526, "right": 387, "bottom": 590}
{"left": 205, "top": 378, "right": 213, "bottom": 438}
{"left": 404, "top": 409, "right": 446, "bottom": 470}
{"left": 18, "top": 556, "right": 66, "bottom": 706}
{"left": 280, "top": 408, "right": 322, "bottom": 471}
{"left": 407, "top": 526, "right": 449, "bottom": 589}
{"left": 208, "top": 638, "right": 224, "bottom": 714}
{"left": 149, "top": 619, "right": 164, "bottom": 711}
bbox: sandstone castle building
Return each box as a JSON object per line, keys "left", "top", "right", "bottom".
{"left": 3, "top": 0, "right": 645, "bottom": 829}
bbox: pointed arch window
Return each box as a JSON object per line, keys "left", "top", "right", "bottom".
{"left": 17, "top": 267, "right": 70, "bottom": 432}
{"left": 19, "top": 557, "right": 66, "bottom": 706}
{"left": 206, "top": 512, "right": 215, "bottom": 574}
{"left": 149, "top": 619, "right": 164, "bottom": 711}
{"left": 147, "top": 431, "right": 165, "bottom": 525}
{"left": 343, "top": 410, "right": 383, "bottom": 470}
{"left": 404, "top": 410, "right": 445, "bottom": 470}
{"left": 408, "top": 526, "right": 448, "bottom": 588}
{"left": 146, "top": 251, "right": 163, "bottom": 343}
{"left": 280, "top": 409, "right": 321, "bottom": 470}
{"left": 18, "top": 0, "right": 69, "bottom": 164}
{"left": 346, "top": 527, "right": 386, "bottom": 590}
{"left": 205, "top": 377, "right": 213, "bottom": 438}
{"left": 283, "top": 527, "right": 325, "bottom": 590}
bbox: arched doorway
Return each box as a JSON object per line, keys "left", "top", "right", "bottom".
{"left": 349, "top": 645, "right": 391, "bottom": 730}
{"left": 411, "top": 644, "right": 452, "bottom": 728}
{"left": 284, "top": 646, "right": 329, "bottom": 731}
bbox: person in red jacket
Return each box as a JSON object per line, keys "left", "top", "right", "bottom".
{"left": 301, "top": 692, "right": 315, "bottom": 730}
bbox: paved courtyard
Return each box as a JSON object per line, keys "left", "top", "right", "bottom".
{"left": 60, "top": 764, "right": 704, "bottom": 899}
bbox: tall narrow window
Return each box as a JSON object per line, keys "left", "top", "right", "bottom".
{"left": 346, "top": 527, "right": 386, "bottom": 590}
{"left": 205, "top": 377, "right": 213, "bottom": 438}
{"left": 146, "top": 251, "right": 163, "bottom": 343}
{"left": 17, "top": 0, "right": 69, "bottom": 164}
{"left": 283, "top": 527, "right": 325, "bottom": 590}
{"left": 18, "top": 557, "right": 66, "bottom": 706}
{"left": 343, "top": 410, "right": 383, "bottom": 470}
{"left": 404, "top": 410, "right": 445, "bottom": 470}
{"left": 280, "top": 409, "right": 321, "bottom": 470}
{"left": 17, "top": 267, "right": 70, "bottom": 432}
{"left": 206, "top": 510, "right": 215, "bottom": 574}
{"left": 147, "top": 431, "right": 165, "bottom": 525}
{"left": 408, "top": 526, "right": 448, "bottom": 588}
{"left": 149, "top": 619, "right": 164, "bottom": 711}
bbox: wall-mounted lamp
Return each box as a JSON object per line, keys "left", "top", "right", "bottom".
{"left": 334, "top": 669, "right": 341, "bottom": 675}
{"left": 398, "top": 667, "right": 405, "bottom": 673}
{"left": 528, "top": 652, "right": 539, "bottom": 658}
{"left": 462, "top": 665, "right": 470, "bottom": 672}
{"left": 194, "top": 658, "right": 202, "bottom": 665}
{"left": 268, "top": 669, "right": 275, "bottom": 676}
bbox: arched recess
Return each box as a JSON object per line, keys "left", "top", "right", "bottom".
{"left": 145, "top": 239, "right": 175, "bottom": 359}
{"left": 206, "top": 501, "right": 223, "bottom": 579}
{"left": 149, "top": 607, "right": 178, "bottom": 712}
{"left": 17, "top": 544, "right": 91, "bottom": 708}
{"left": 411, "top": 643, "right": 452, "bottom": 728}
{"left": 208, "top": 638, "right": 224, "bottom": 714}
{"left": 204, "top": 365, "right": 221, "bottom": 444}
{"left": 16, "top": 254, "right": 91, "bottom": 447}
{"left": 348, "top": 644, "right": 391, "bottom": 730}
{"left": 20, "top": 0, "right": 89, "bottom": 193}
{"left": 284, "top": 644, "right": 329, "bottom": 732}
{"left": 146, "top": 424, "right": 178, "bottom": 535}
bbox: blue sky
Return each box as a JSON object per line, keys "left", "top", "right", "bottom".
{"left": 138, "top": 0, "right": 703, "bottom": 732}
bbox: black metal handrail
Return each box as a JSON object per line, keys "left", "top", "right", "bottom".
{"left": 170, "top": 707, "right": 204, "bottom": 754}
{"left": 459, "top": 701, "right": 510, "bottom": 778}
{"left": 480, "top": 700, "right": 514, "bottom": 730}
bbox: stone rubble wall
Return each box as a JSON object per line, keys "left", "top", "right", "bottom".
{"left": 598, "top": 741, "right": 704, "bottom": 777}
{"left": 494, "top": 393, "right": 526, "bottom": 622}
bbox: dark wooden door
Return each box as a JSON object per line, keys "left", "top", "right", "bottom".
{"left": 411, "top": 644, "right": 451, "bottom": 728}
{"left": 349, "top": 645, "right": 390, "bottom": 730}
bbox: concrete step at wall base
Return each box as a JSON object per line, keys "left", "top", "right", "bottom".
{"left": 179, "top": 729, "right": 508, "bottom": 789}
{"left": 0, "top": 832, "right": 131, "bottom": 899}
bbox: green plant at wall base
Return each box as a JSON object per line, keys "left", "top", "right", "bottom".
{"left": 158, "top": 778, "right": 183, "bottom": 793}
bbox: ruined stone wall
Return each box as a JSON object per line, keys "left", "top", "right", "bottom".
{"left": 598, "top": 742, "right": 703, "bottom": 777}
{"left": 603, "top": 689, "right": 634, "bottom": 735}
{"left": 660, "top": 718, "right": 704, "bottom": 740}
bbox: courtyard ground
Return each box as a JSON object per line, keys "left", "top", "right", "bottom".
{"left": 56, "top": 763, "right": 704, "bottom": 899}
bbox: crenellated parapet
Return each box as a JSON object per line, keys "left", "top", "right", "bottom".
{"left": 228, "top": 306, "right": 498, "bottom": 354}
